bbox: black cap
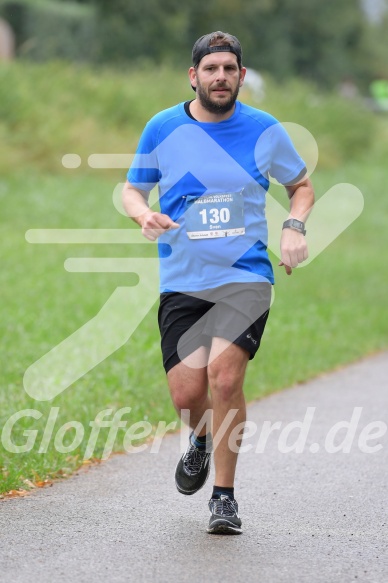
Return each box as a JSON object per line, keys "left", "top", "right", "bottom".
{"left": 192, "top": 31, "right": 242, "bottom": 68}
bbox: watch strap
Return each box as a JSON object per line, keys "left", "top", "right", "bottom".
{"left": 282, "top": 218, "right": 306, "bottom": 235}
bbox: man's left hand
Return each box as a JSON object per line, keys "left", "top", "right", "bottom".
{"left": 278, "top": 228, "right": 308, "bottom": 275}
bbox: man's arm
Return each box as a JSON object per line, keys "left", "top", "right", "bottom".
{"left": 122, "top": 180, "right": 179, "bottom": 241}
{"left": 279, "top": 176, "right": 315, "bottom": 275}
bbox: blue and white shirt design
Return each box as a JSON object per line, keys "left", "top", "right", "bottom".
{"left": 127, "top": 101, "right": 306, "bottom": 293}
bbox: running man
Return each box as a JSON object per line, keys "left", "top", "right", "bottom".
{"left": 123, "top": 31, "right": 314, "bottom": 534}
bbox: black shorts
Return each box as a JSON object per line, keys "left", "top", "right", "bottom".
{"left": 158, "top": 282, "right": 271, "bottom": 373}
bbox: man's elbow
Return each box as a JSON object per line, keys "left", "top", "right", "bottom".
{"left": 122, "top": 181, "right": 148, "bottom": 200}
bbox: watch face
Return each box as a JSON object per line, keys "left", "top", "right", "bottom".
{"left": 282, "top": 219, "right": 306, "bottom": 235}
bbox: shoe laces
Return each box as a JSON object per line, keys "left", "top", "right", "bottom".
{"left": 211, "top": 495, "right": 238, "bottom": 517}
{"left": 183, "top": 444, "right": 207, "bottom": 475}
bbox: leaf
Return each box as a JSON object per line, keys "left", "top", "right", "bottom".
{"left": 4, "top": 489, "right": 29, "bottom": 498}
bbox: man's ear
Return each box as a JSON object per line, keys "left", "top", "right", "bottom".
{"left": 239, "top": 67, "right": 247, "bottom": 87}
{"left": 188, "top": 66, "right": 197, "bottom": 89}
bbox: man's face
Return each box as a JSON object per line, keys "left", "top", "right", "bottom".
{"left": 190, "top": 53, "right": 246, "bottom": 115}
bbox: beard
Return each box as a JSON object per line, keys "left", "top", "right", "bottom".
{"left": 196, "top": 79, "right": 240, "bottom": 115}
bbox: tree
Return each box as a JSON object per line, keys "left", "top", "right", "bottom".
{"left": 4, "top": 0, "right": 386, "bottom": 88}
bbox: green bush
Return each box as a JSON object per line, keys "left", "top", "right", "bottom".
{"left": 0, "top": 61, "right": 386, "bottom": 174}
{"left": 259, "top": 77, "right": 379, "bottom": 168}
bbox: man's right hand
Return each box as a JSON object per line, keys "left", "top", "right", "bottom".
{"left": 139, "top": 210, "right": 180, "bottom": 241}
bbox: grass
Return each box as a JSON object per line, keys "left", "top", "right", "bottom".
{"left": 1, "top": 61, "right": 387, "bottom": 495}
{"left": 1, "top": 60, "right": 385, "bottom": 174}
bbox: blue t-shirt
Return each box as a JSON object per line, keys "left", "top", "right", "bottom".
{"left": 127, "top": 101, "right": 306, "bottom": 292}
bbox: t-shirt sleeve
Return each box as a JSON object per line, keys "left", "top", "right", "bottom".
{"left": 127, "top": 118, "right": 161, "bottom": 192}
{"left": 268, "top": 122, "right": 307, "bottom": 185}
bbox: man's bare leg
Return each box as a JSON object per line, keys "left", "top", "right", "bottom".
{"left": 207, "top": 338, "right": 249, "bottom": 487}
{"left": 167, "top": 346, "right": 212, "bottom": 436}
{"left": 169, "top": 347, "right": 214, "bottom": 496}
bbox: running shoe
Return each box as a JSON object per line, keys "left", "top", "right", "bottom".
{"left": 207, "top": 495, "right": 242, "bottom": 534}
{"left": 175, "top": 433, "right": 211, "bottom": 495}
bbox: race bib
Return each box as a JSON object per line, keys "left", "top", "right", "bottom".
{"left": 185, "top": 192, "right": 245, "bottom": 239}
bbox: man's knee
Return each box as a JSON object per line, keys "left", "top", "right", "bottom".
{"left": 208, "top": 362, "right": 244, "bottom": 402}
{"left": 171, "top": 388, "right": 205, "bottom": 412}
{"left": 167, "top": 362, "right": 208, "bottom": 412}
{"left": 168, "top": 376, "right": 208, "bottom": 412}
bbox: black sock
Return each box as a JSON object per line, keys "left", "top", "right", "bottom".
{"left": 212, "top": 486, "right": 234, "bottom": 500}
{"left": 191, "top": 432, "right": 211, "bottom": 450}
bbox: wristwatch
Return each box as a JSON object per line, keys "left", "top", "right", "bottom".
{"left": 282, "top": 218, "right": 306, "bottom": 235}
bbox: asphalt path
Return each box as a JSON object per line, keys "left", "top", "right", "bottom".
{"left": 1, "top": 353, "right": 387, "bottom": 583}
